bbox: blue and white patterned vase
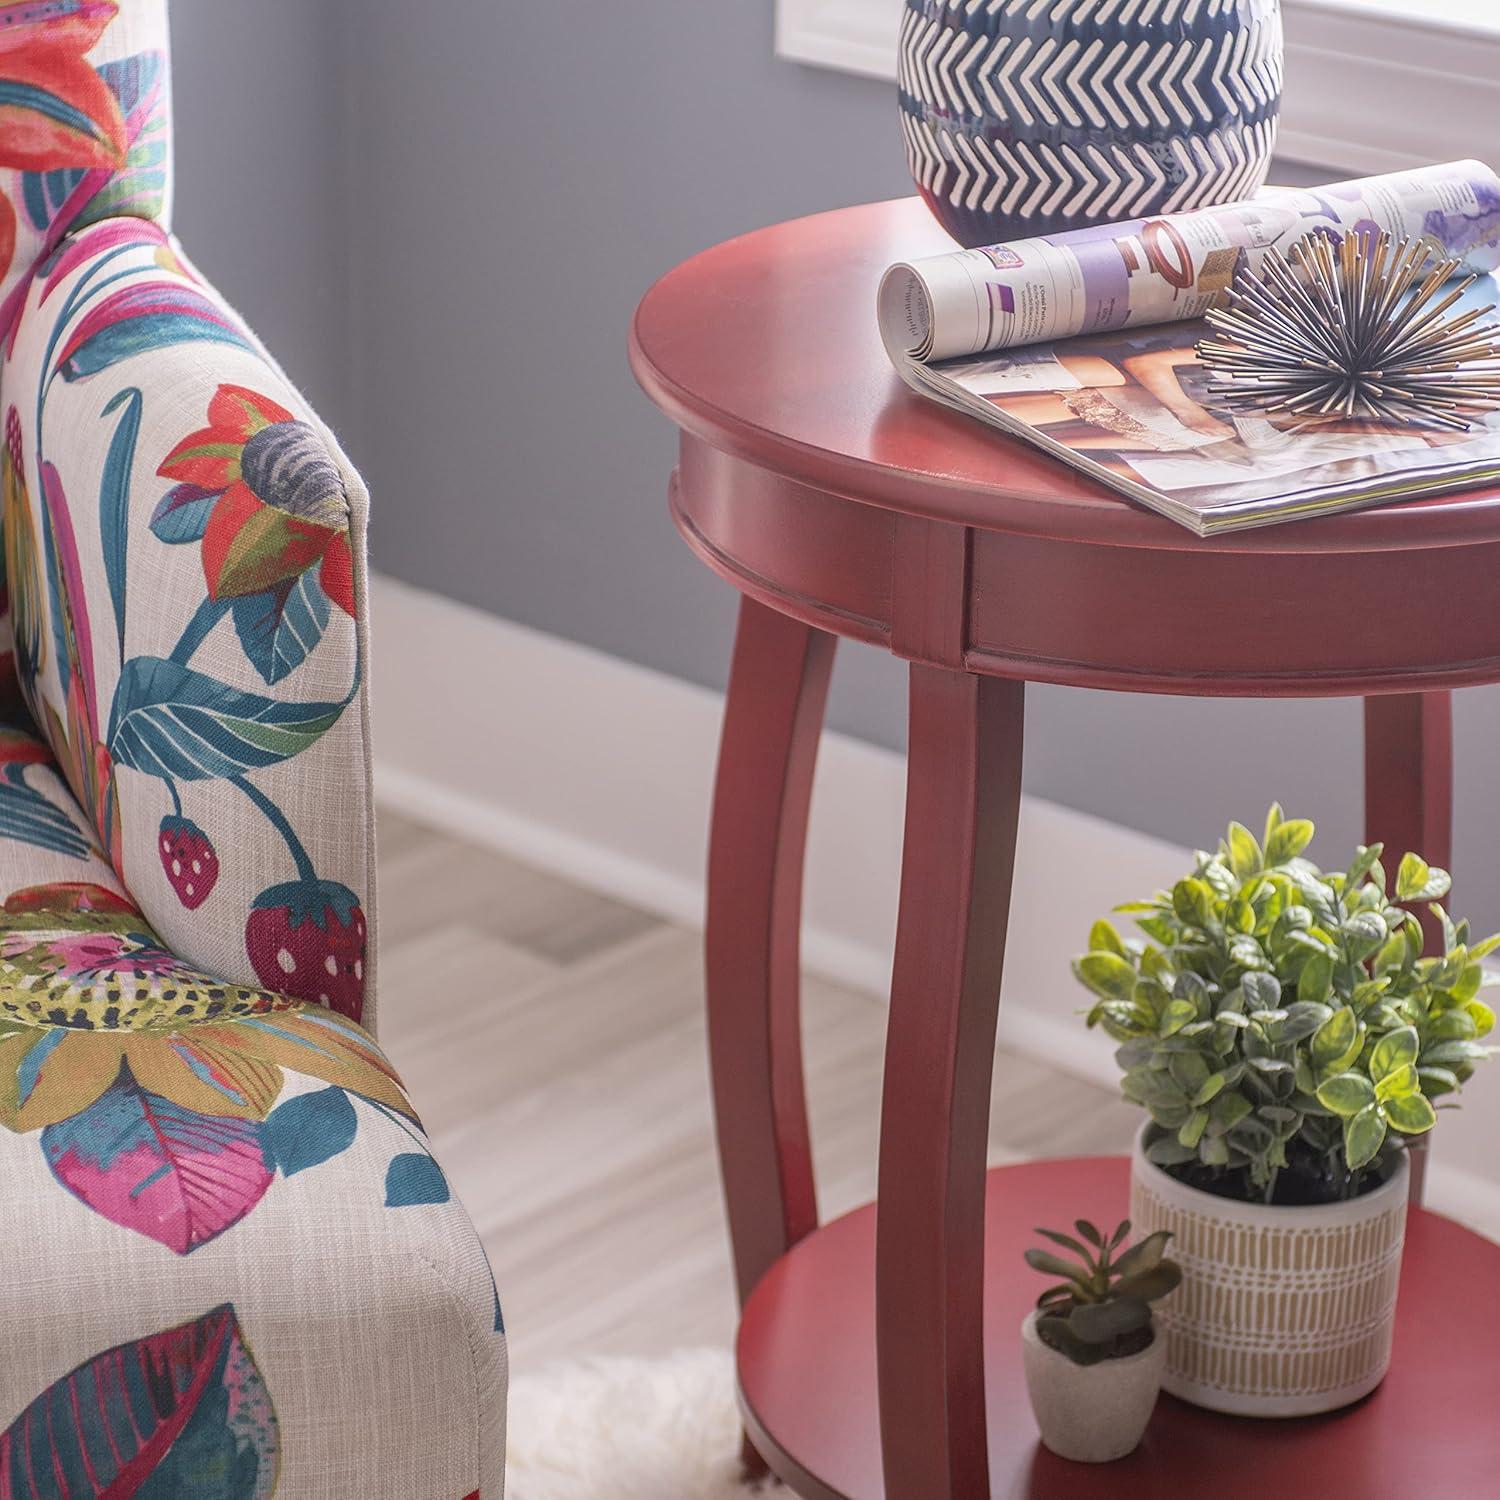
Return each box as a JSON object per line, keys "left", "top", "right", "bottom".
{"left": 898, "top": 0, "right": 1282, "bottom": 247}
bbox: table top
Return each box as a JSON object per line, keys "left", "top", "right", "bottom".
{"left": 736, "top": 1156, "right": 1500, "bottom": 1499}
{"left": 630, "top": 197, "right": 1500, "bottom": 554}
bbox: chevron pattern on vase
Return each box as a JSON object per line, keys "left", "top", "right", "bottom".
{"left": 898, "top": 0, "right": 1283, "bottom": 247}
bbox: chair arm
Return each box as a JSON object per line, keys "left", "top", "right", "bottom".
{"left": 1, "top": 218, "right": 378, "bottom": 1026}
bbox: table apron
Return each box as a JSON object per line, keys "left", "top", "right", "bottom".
{"left": 675, "top": 437, "right": 1500, "bottom": 697}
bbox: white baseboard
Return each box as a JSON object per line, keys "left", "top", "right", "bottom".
{"left": 368, "top": 572, "right": 1500, "bottom": 1235}
{"left": 368, "top": 572, "right": 1185, "bottom": 1091}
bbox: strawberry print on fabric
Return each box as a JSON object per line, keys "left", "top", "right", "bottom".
{"left": 133, "top": 380, "right": 366, "bottom": 1016}
{"left": 246, "top": 877, "right": 366, "bottom": 1018}
{"left": 0, "top": 1304, "right": 279, "bottom": 1497}
{"left": 157, "top": 812, "right": 217, "bottom": 908}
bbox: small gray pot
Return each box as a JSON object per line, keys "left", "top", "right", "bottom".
{"left": 1020, "top": 1309, "right": 1164, "bottom": 1463}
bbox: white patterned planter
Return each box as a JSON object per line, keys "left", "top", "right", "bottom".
{"left": 1128, "top": 1126, "right": 1408, "bottom": 1417}
{"left": 897, "top": 0, "right": 1283, "bottom": 247}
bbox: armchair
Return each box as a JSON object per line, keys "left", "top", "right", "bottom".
{"left": 0, "top": 4, "right": 506, "bottom": 1495}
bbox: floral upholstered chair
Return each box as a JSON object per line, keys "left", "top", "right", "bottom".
{"left": 0, "top": 4, "right": 506, "bottom": 1495}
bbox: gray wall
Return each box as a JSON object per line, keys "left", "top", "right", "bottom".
{"left": 334, "top": 0, "right": 925, "bottom": 750}
{"left": 169, "top": 0, "right": 350, "bottom": 427}
{"left": 172, "top": 3, "right": 1500, "bottom": 930}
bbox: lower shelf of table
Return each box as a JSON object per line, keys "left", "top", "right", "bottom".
{"left": 735, "top": 1156, "right": 1497, "bottom": 1499}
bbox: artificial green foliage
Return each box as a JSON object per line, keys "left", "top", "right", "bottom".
{"left": 1075, "top": 806, "right": 1498, "bottom": 1203}
{"left": 1027, "top": 1218, "right": 1181, "bottom": 1366}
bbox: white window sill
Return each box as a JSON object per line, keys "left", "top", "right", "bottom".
{"left": 1304, "top": 0, "right": 1496, "bottom": 40}
{"left": 774, "top": 0, "right": 1500, "bottom": 175}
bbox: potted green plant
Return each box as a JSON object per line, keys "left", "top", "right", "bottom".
{"left": 1075, "top": 806, "right": 1496, "bottom": 1416}
{"left": 1021, "top": 1218, "right": 1179, "bottom": 1462}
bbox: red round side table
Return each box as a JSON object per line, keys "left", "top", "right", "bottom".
{"left": 628, "top": 198, "right": 1500, "bottom": 1500}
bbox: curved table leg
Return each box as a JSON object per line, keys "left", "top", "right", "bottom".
{"left": 706, "top": 595, "right": 835, "bottom": 1472}
{"left": 877, "top": 668, "right": 1025, "bottom": 1500}
{"left": 1364, "top": 690, "right": 1453, "bottom": 1209}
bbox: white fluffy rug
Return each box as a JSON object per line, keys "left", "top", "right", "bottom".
{"left": 505, "top": 1349, "right": 780, "bottom": 1499}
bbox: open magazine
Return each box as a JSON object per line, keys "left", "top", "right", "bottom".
{"left": 878, "top": 162, "right": 1500, "bottom": 535}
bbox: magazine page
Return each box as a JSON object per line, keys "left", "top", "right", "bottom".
{"left": 879, "top": 162, "right": 1500, "bottom": 365}
{"left": 912, "top": 271, "right": 1500, "bottom": 534}
{"left": 878, "top": 163, "right": 1500, "bottom": 535}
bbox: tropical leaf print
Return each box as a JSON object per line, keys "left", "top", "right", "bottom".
{"left": 0, "top": 940, "right": 411, "bottom": 1125}
{"left": 98, "top": 386, "right": 140, "bottom": 658}
{"left": 107, "top": 656, "right": 348, "bottom": 781}
{"left": 0, "top": 726, "right": 92, "bottom": 857}
{"left": 1, "top": 407, "right": 41, "bottom": 702}
{"left": 0, "top": 888, "right": 415, "bottom": 1246}
{"left": 38, "top": 459, "right": 89, "bottom": 712}
{"left": 22, "top": 50, "right": 170, "bottom": 234}
{"left": 0, "top": 0, "right": 127, "bottom": 298}
{"left": 149, "top": 481, "right": 217, "bottom": 543}
{"left": 262, "top": 1084, "right": 359, "bottom": 1179}
{"left": 42, "top": 1071, "right": 275, "bottom": 1253}
{"left": 55, "top": 280, "right": 251, "bottom": 381}
{"left": 0, "top": 758, "right": 92, "bottom": 857}
{"left": 232, "top": 572, "right": 332, "bottom": 687}
{"left": 0, "top": 895, "right": 441, "bottom": 1253}
{"left": 0, "top": 1304, "right": 280, "bottom": 1498}
{"left": 31, "top": 462, "right": 119, "bottom": 864}
{"left": 0, "top": 583, "right": 15, "bottom": 715}
{"left": 38, "top": 214, "right": 167, "bottom": 305}
{"left": 385, "top": 1150, "right": 451, "bottom": 1208}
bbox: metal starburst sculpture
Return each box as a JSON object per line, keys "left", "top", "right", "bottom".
{"left": 1196, "top": 230, "right": 1500, "bottom": 430}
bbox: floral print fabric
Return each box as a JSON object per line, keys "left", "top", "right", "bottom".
{"left": 1, "top": 1301, "right": 492, "bottom": 1497}
{"left": 0, "top": 725, "right": 507, "bottom": 1495}
{"left": 0, "top": 1304, "right": 280, "bottom": 1496}
{"left": 0, "top": 0, "right": 169, "bottom": 730}
{"left": 4, "top": 216, "right": 378, "bottom": 1029}
{"left": 0, "top": 0, "right": 168, "bottom": 321}
{"left": 0, "top": 5, "right": 506, "bottom": 1493}
{"left": 0, "top": 582, "right": 18, "bottom": 721}
{"left": 0, "top": 872, "right": 413, "bottom": 1255}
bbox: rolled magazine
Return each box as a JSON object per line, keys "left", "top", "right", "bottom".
{"left": 878, "top": 162, "right": 1500, "bottom": 534}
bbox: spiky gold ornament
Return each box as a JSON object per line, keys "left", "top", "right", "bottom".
{"left": 1196, "top": 230, "right": 1500, "bottom": 430}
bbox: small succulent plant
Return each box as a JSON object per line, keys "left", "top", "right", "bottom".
{"left": 1075, "top": 806, "right": 1499, "bottom": 1204}
{"left": 1026, "top": 1218, "right": 1181, "bottom": 1366}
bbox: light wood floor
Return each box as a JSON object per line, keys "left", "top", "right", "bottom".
{"left": 375, "top": 806, "right": 1140, "bottom": 1375}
